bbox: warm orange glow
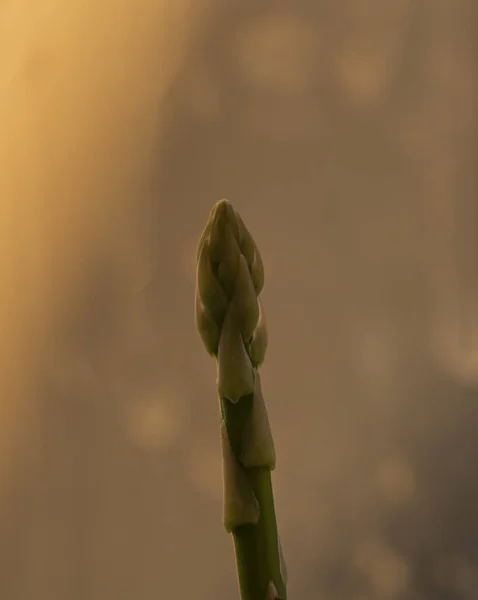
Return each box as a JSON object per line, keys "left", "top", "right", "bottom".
{"left": 0, "top": 0, "right": 206, "bottom": 498}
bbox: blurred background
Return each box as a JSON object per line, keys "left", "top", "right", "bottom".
{"left": 0, "top": 0, "right": 477, "bottom": 598}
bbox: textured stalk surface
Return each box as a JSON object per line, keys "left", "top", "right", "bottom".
{"left": 195, "top": 200, "right": 287, "bottom": 600}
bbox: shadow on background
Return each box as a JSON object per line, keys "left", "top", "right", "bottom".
{"left": 0, "top": 1, "right": 477, "bottom": 598}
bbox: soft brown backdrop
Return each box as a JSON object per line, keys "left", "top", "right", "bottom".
{"left": 0, "top": 1, "right": 477, "bottom": 598}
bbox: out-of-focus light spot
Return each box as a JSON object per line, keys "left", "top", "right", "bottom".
{"left": 353, "top": 538, "right": 409, "bottom": 596}
{"left": 125, "top": 397, "right": 182, "bottom": 450}
{"left": 235, "top": 15, "right": 318, "bottom": 94}
{"left": 432, "top": 315, "right": 478, "bottom": 386}
{"left": 375, "top": 456, "right": 415, "bottom": 505}
{"left": 336, "top": 51, "right": 390, "bottom": 108}
{"left": 187, "top": 441, "right": 222, "bottom": 501}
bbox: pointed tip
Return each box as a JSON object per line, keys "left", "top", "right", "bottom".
{"left": 216, "top": 197, "right": 231, "bottom": 208}
{"left": 211, "top": 198, "right": 234, "bottom": 221}
{"left": 221, "top": 420, "right": 260, "bottom": 531}
{"left": 217, "top": 305, "right": 255, "bottom": 403}
{"left": 240, "top": 371, "right": 276, "bottom": 469}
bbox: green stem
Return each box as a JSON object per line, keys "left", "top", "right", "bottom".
{"left": 233, "top": 470, "right": 284, "bottom": 600}
{"left": 222, "top": 396, "right": 286, "bottom": 600}
{"left": 195, "top": 199, "right": 287, "bottom": 600}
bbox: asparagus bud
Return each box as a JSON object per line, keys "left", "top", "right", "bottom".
{"left": 194, "top": 200, "right": 287, "bottom": 600}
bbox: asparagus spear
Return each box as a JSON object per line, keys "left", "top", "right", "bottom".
{"left": 195, "top": 199, "right": 287, "bottom": 600}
